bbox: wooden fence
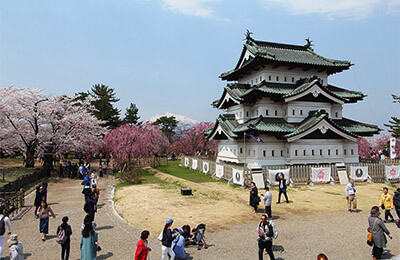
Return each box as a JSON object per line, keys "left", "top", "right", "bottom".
{"left": 181, "top": 156, "right": 400, "bottom": 185}
{"left": 0, "top": 189, "right": 25, "bottom": 218}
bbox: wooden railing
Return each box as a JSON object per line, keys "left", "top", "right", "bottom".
{"left": 0, "top": 188, "right": 25, "bottom": 218}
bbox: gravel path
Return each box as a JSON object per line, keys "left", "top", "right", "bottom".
{"left": 2, "top": 176, "right": 399, "bottom": 260}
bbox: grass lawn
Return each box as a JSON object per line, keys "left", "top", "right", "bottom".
{"left": 0, "top": 157, "right": 39, "bottom": 184}
{"left": 155, "top": 160, "right": 218, "bottom": 183}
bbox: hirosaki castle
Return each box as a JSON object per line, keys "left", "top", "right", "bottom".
{"left": 205, "top": 32, "right": 380, "bottom": 166}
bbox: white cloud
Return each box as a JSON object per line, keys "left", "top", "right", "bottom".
{"left": 262, "top": 0, "right": 399, "bottom": 19}
{"left": 162, "top": 0, "right": 216, "bottom": 17}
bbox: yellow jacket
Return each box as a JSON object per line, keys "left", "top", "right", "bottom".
{"left": 379, "top": 194, "right": 394, "bottom": 210}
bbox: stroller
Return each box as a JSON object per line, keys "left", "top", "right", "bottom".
{"left": 191, "top": 223, "right": 207, "bottom": 250}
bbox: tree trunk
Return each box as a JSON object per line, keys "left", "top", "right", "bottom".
{"left": 25, "top": 146, "right": 36, "bottom": 168}
{"left": 42, "top": 145, "right": 54, "bottom": 176}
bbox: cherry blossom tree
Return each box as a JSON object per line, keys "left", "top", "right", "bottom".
{"left": 0, "top": 86, "right": 107, "bottom": 168}
{"left": 171, "top": 122, "right": 217, "bottom": 156}
{"left": 358, "top": 138, "right": 371, "bottom": 158}
{"left": 103, "top": 122, "right": 168, "bottom": 169}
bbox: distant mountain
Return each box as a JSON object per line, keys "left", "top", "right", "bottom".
{"left": 148, "top": 112, "right": 199, "bottom": 126}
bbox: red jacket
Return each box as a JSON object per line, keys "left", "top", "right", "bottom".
{"left": 135, "top": 239, "right": 149, "bottom": 260}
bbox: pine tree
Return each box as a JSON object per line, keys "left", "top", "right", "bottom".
{"left": 153, "top": 116, "right": 178, "bottom": 143}
{"left": 384, "top": 94, "right": 400, "bottom": 138}
{"left": 123, "top": 103, "right": 141, "bottom": 125}
{"left": 88, "top": 84, "right": 122, "bottom": 129}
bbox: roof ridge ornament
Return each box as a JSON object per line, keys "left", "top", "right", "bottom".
{"left": 244, "top": 29, "right": 254, "bottom": 42}
{"left": 304, "top": 37, "right": 314, "bottom": 51}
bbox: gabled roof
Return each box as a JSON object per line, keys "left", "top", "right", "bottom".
{"left": 213, "top": 76, "right": 365, "bottom": 109}
{"left": 221, "top": 37, "right": 352, "bottom": 81}
{"left": 206, "top": 110, "right": 380, "bottom": 141}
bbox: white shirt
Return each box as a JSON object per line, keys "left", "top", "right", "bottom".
{"left": 0, "top": 214, "right": 12, "bottom": 236}
{"left": 261, "top": 191, "right": 272, "bottom": 207}
{"left": 346, "top": 183, "right": 356, "bottom": 196}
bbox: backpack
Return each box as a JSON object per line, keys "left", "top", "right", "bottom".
{"left": 0, "top": 216, "right": 5, "bottom": 236}
{"left": 84, "top": 202, "right": 90, "bottom": 213}
{"left": 259, "top": 221, "right": 274, "bottom": 239}
{"left": 56, "top": 226, "right": 67, "bottom": 244}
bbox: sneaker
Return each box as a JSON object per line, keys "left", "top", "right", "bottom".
{"left": 276, "top": 202, "right": 281, "bottom": 204}
{"left": 348, "top": 209, "right": 352, "bottom": 213}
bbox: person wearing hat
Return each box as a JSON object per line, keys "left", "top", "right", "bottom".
{"left": 368, "top": 206, "right": 392, "bottom": 260}
{"left": 393, "top": 187, "right": 400, "bottom": 227}
{"left": 7, "top": 234, "right": 23, "bottom": 260}
{"left": 161, "top": 218, "right": 177, "bottom": 260}
{"left": 379, "top": 187, "right": 395, "bottom": 223}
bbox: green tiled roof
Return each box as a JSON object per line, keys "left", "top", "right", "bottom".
{"left": 213, "top": 76, "right": 364, "bottom": 108}
{"left": 206, "top": 110, "right": 380, "bottom": 140}
{"left": 221, "top": 37, "right": 351, "bottom": 80}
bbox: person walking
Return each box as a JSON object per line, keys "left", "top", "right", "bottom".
{"left": 135, "top": 230, "right": 151, "bottom": 260}
{"left": 80, "top": 222, "right": 98, "bottom": 260}
{"left": 393, "top": 187, "right": 400, "bottom": 227}
{"left": 90, "top": 170, "right": 98, "bottom": 188}
{"left": 257, "top": 214, "right": 278, "bottom": 260}
{"left": 102, "top": 161, "right": 107, "bottom": 176}
{"left": 33, "top": 185, "right": 45, "bottom": 218}
{"left": 0, "top": 207, "right": 12, "bottom": 260}
{"left": 379, "top": 187, "right": 395, "bottom": 222}
{"left": 40, "top": 178, "right": 48, "bottom": 202}
{"left": 277, "top": 174, "right": 289, "bottom": 204}
{"left": 250, "top": 182, "right": 260, "bottom": 213}
{"left": 368, "top": 206, "right": 393, "bottom": 260}
{"left": 260, "top": 187, "right": 272, "bottom": 219}
{"left": 57, "top": 216, "right": 72, "bottom": 260}
{"left": 37, "top": 200, "right": 56, "bottom": 241}
{"left": 161, "top": 218, "right": 176, "bottom": 260}
{"left": 345, "top": 179, "right": 357, "bottom": 212}
{"left": 98, "top": 163, "right": 103, "bottom": 178}
{"left": 7, "top": 234, "right": 23, "bottom": 260}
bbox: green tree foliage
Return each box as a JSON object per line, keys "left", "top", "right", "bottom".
{"left": 384, "top": 94, "right": 400, "bottom": 138}
{"left": 153, "top": 116, "right": 178, "bottom": 143}
{"left": 123, "top": 103, "right": 141, "bottom": 125}
{"left": 77, "top": 84, "right": 122, "bottom": 129}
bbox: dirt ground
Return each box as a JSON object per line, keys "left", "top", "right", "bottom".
{"left": 114, "top": 168, "right": 400, "bottom": 235}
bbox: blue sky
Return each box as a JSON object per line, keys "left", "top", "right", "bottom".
{"left": 1, "top": 0, "right": 399, "bottom": 129}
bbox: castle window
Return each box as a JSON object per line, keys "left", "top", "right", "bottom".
{"left": 266, "top": 110, "right": 269, "bottom": 116}
{"left": 240, "top": 148, "right": 243, "bottom": 154}
{"left": 253, "top": 150, "right": 256, "bottom": 156}
{"left": 344, "top": 149, "right": 347, "bottom": 155}
{"left": 320, "top": 149, "right": 323, "bottom": 156}
{"left": 268, "top": 75, "right": 271, "bottom": 81}
{"left": 284, "top": 76, "right": 287, "bottom": 82}
{"left": 292, "top": 77, "right": 294, "bottom": 82}
{"left": 303, "top": 150, "right": 306, "bottom": 156}
{"left": 276, "top": 76, "right": 279, "bottom": 81}
{"left": 312, "top": 150, "right": 315, "bottom": 156}
{"left": 336, "top": 149, "right": 339, "bottom": 155}
{"left": 295, "top": 150, "right": 298, "bottom": 156}
{"left": 272, "top": 150, "right": 275, "bottom": 157}
{"left": 335, "top": 112, "right": 338, "bottom": 118}
{"left": 281, "top": 150, "right": 283, "bottom": 157}
{"left": 287, "top": 148, "right": 289, "bottom": 154}
{"left": 292, "top": 109, "right": 295, "bottom": 116}
{"left": 300, "top": 110, "right": 303, "bottom": 116}
{"left": 260, "top": 76, "right": 262, "bottom": 82}
{"left": 251, "top": 80, "right": 253, "bottom": 85}
{"left": 255, "top": 78, "right": 258, "bottom": 84}
{"left": 274, "top": 110, "right": 278, "bottom": 116}
{"left": 263, "top": 150, "right": 266, "bottom": 157}
{"left": 234, "top": 149, "right": 236, "bottom": 155}
{"left": 246, "top": 111, "right": 249, "bottom": 117}
{"left": 351, "top": 149, "right": 354, "bottom": 155}
{"left": 328, "top": 149, "right": 331, "bottom": 156}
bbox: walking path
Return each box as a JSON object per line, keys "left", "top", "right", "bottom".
{"left": 2, "top": 175, "right": 399, "bottom": 260}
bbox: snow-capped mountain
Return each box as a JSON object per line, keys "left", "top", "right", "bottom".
{"left": 148, "top": 112, "right": 199, "bottom": 126}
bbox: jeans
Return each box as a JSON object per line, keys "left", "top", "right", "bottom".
{"left": 61, "top": 239, "right": 70, "bottom": 260}
{"left": 161, "top": 245, "right": 175, "bottom": 260}
{"left": 258, "top": 240, "right": 275, "bottom": 260}
{"left": 278, "top": 189, "right": 289, "bottom": 203}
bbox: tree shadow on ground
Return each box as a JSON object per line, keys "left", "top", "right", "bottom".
{"left": 96, "top": 225, "right": 114, "bottom": 231}
{"left": 97, "top": 252, "right": 113, "bottom": 259}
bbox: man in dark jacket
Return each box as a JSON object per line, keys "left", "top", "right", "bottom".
{"left": 277, "top": 174, "right": 289, "bottom": 204}
{"left": 394, "top": 187, "right": 400, "bottom": 228}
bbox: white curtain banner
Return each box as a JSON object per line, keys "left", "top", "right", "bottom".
{"left": 390, "top": 137, "right": 397, "bottom": 159}
{"left": 232, "top": 168, "right": 244, "bottom": 186}
{"left": 350, "top": 166, "right": 369, "bottom": 180}
{"left": 215, "top": 164, "right": 224, "bottom": 179}
{"left": 252, "top": 173, "right": 265, "bottom": 189}
{"left": 184, "top": 157, "right": 189, "bottom": 167}
{"left": 192, "top": 159, "right": 198, "bottom": 170}
{"left": 268, "top": 169, "right": 290, "bottom": 185}
{"left": 202, "top": 161, "right": 209, "bottom": 174}
{"left": 311, "top": 167, "right": 331, "bottom": 183}
{"left": 385, "top": 165, "right": 400, "bottom": 179}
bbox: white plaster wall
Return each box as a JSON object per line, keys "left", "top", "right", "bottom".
{"left": 331, "top": 104, "right": 343, "bottom": 119}
{"left": 285, "top": 101, "right": 333, "bottom": 123}
{"left": 238, "top": 65, "right": 328, "bottom": 86}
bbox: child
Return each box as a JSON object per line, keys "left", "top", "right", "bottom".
{"left": 8, "top": 234, "right": 24, "bottom": 260}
